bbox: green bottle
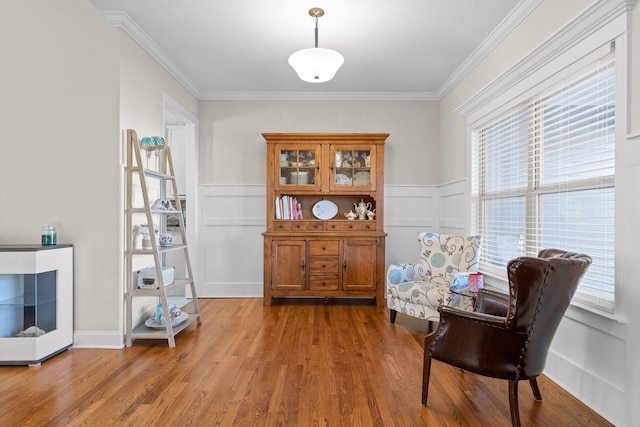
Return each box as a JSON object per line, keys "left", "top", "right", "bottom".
{"left": 41, "top": 223, "right": 57, "bottom": 246}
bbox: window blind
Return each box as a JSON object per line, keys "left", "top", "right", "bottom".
{"left": 472, "top": 54, "right": 615, "bottom": 312}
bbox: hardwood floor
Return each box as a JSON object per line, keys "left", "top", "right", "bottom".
{"left": 0, "top": 298, "right": 611, "bottom": 426}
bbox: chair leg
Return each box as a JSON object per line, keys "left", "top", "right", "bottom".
{"left": 422, "top": 333, "right": 436, "bottom": 405}
{"left": 389, "top": 309, "right": 397, "bottom": 323}
{"left": 509, "top": 380, "right": 521, "bottom": 427}
{"left": 529, "top": 377, "right": 542, "bottom": 400}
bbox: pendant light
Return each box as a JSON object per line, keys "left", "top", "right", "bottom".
{"left": 288, "top": 8, "right": 344, "bottom": 83}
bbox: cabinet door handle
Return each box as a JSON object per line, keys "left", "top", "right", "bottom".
{"left": 343, "top": 260, "right": 347, "bottom": 269}
{"left": 301, "top": 261, "right": 305, "bottom": 270}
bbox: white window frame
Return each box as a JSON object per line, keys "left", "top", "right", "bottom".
{"left": 472, "top": 56, "right": 616, "bottom": 312}
{"left": 456, "top": 1, "right": 630, "bottom": 320}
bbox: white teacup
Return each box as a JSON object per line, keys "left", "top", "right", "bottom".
{"left": 159, "top": 233, "right": 174, "bottom": 247}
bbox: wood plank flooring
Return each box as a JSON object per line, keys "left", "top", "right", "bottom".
{"left": 0, "top": 298, "right": 611, "bottom": 426}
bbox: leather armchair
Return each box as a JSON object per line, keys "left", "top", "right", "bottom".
{"left": 422, "top": 249, "right": 592, "bottom": 427}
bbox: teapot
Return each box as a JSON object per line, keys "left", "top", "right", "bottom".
{"left": 354, "top": 199, "right": 372, "bottom": 220}
{"left": 344, "top": 210, "right": 357, "bottom": 220}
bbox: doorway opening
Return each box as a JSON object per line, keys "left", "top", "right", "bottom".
{"left": 162, "top": 94, "right": 199, "bottom": 293}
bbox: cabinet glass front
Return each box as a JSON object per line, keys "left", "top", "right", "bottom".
{"left": 0, "top": 270, "right": 57, "bottom": 338}
{"left": 334, "top": 149, "right": 371, "bottom": 186}
{"left": 279, "top": 149, "right": 316, "bottom": 185}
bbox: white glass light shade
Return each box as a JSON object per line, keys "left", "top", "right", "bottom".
{"left": 288, "top": 47, "right": 344, "bottom": 83}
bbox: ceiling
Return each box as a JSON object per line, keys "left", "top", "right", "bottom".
{"left": 88, "top": 0, "right": 530, "bottom": 100}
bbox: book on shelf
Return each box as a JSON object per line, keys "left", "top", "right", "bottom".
{"left": 275, "top": 195, "right": 303, "bottom": 220}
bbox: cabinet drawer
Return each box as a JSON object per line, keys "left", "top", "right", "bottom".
{"left": 309, "top": 257, "right": 340, "bottom": 273}
{"left": 273, "top": 221, "right": 291, "bottom": 231}
{"left": 360, "top": 221, "right": 376, "bottom": 231}
{"left": 309, "top": 276, "right": 340, "bottom": 291}
{"left": 326, "top": 221, "right": 342, "bottom": 232}
{"left": 290, "top": 221, "right": 308, "bottom": 231}
{"left": 309, "top": 241, "right": 340, "bottom": 255}
{"left": 308, "top": 221, "right": 325, "bottom": 231}
{"left": 343, "top": 221, "right": 359, "bottom": 231}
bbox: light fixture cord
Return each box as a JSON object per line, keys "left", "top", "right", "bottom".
{"left": 314, "top": 15, "right": 319, "bottom": 48}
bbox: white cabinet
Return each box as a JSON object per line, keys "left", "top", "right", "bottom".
{"left": 0, "top": 245, "right": 73, "bottom": 366}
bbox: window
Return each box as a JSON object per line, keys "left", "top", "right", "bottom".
{"left": 471, "top": 55, "right": 615, "bottom": 312}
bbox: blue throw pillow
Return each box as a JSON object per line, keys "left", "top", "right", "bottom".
{"left": 451, "top": 272, "right": 470, "bottom": 291}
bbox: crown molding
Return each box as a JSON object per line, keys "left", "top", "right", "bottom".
{"left": 101, "top": 11, "right": 201, "bottom": 99}
{"left": 436, "top": 0, "right": 542, "bottom": 99}
{"left": 456, "top": 0, "right": 636, "bottom": 119}
{"left": 99, "top": 1, "right": 542, "bottom": 103}
{"left": 198, "top": 91, "right": 439, "bottom": 101}
{"left": 101, "top": 11, "right": 439, "bottom": 102}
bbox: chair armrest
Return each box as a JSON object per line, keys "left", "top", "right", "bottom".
{"left": 386, "top": 262, "right": 426, "bottom": 284}
{"left": 438, "top": 305, "right": 506, "bottom": 327}
{"left": 475, "top": 288, "right": 509, "bottom": 316}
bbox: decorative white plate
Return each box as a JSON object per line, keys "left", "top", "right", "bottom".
{"left": 334, "top": 174, "right": 352, "bottom": 185}
{"left": 353, "top": 171, "right": 371, "bottom": 185}
{"left": 145, "top": 312, "right": 189, "bottom": 329}
{"left": 312, "top": 200, "right": 338, "bottom": 220}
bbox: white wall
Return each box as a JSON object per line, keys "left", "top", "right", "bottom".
{"left": 0, "top": 1, "right": 121, "bottom": 346}
{"left": 198, "top": 100, "right": 439, "bottom": 186}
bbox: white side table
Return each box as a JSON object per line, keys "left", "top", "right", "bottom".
{"left": 0, "top": 244, "right": 73, "bottom": 366}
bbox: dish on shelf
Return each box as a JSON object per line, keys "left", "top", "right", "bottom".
{"left": 353, "top": 171, "right": 371, "bottom": 185}
{"left": 312, "top": 200, "right": 338, "bottom": 220}
{"left": 334, "top": 174, "right": 352, "bottom": 185}
{"left": 144, "top": 312, "right": 189, "bottom": 329}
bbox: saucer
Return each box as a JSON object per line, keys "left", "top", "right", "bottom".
{"left": 145, "top": 312, "right": 189, "bottom": 329}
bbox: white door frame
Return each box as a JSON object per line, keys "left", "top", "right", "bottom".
{"left": 161, "top": 93, "right": 201, "bottom": 293}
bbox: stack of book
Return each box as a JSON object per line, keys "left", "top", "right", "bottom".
{"left": 275, "top": 195, "right": 303, "bottom": 220}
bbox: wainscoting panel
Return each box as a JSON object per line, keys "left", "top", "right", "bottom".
{"left": 438, "top": 180, "right": 469, "bottom": 236}
{"left": 384, "top": 185, "right": 439, "bottom": 265}
{"left": 197, "top": 184, "right": 470, "bottom": 297}
{"left": 200, "top": 185, "right": 265, "bottom": 297}
{"left": 545, "top": 315, "right": 627, "bottom": 426}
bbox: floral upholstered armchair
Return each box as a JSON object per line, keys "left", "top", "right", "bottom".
{"left": 386, "top": 233, "right": 482, "bottom": 325}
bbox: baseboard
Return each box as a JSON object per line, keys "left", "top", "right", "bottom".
{"left": 199, "top": 282, "right": 262, "bottom": 298}
{"left": 72, "top": 331, "right": 124, "bottom": 349}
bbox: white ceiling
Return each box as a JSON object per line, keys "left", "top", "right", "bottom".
{"left": 88, "top": 0, "right": 531, "bottom": 100}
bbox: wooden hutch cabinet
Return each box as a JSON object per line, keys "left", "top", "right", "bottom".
{"left": 262, "top": 133, "right": 388, "bottom": 306}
